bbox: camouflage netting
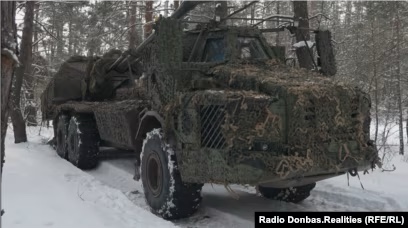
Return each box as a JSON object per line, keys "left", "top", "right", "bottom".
{"left": 41, "top": 56, "right": 88, "bottom": 120}
{"left": 41, "top": 14, "right": 378, "bottom": 186}
{"left": 52, "top": 56, "right": 88, "bottom": 102}
{"left": 54, "top": 99, "right": 149, "bottom": 150}
{"left": 86, "top": 49, "right": 130, "bottom": 101}
{"left": 169, "top": 60, "right": 378, "bottom": 184}
{"left": 41, "top": 49, "right": 146, "bottom": 120}
{"left": 139, "top": 17, "right": 183, "bottom": 109}
{"left": 92, "top": 100, "right": 148, "bottom": 148}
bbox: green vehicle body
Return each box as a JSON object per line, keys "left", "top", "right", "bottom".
{"left": 41, "top": 16, "right": 379, "bottom": 191}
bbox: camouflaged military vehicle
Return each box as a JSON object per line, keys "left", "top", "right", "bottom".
{"left": 41, "top": 1, "right": 379, "bottom": 220}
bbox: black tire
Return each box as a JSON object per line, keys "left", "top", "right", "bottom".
{"left": 56, "top": 114, "right": 69, "bottom": 159}
{"left": 258, "top": 183, "right": 316, "bottom": 203}
{"left": 66, "top": 115, "right": 100, "bottom": 169}
{"left": 141, "top": 129, "right": 203, "bottom": 220}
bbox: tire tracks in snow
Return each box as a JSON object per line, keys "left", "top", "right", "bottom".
{"left": 87, "top": 159, "right": 256, "bottom": 227}
{"left": 63, "top": 170, "right": 177, "bottom": 228}
{"left": 86, "top": 157, "right": 404, "bottom": 227}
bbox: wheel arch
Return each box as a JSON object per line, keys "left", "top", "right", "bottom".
{"left": 135, "top": 111, "right": 164, "bottom": 154}
{"left": 139, "top": 123, "right": 204, "bottom": 220}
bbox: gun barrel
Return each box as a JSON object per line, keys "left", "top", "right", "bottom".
{"left": 171, "top": 1, "right": 202, "bottom": 19}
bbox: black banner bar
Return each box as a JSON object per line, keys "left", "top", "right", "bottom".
{"left": 255, "top": 212, "right": 407, "bottom": 227}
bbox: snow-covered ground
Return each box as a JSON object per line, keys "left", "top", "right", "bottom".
{"left": 2, "top": 123, "right": 408, "bottom": 228}
{"left": 2, "top": 127, "right": 176, "bottom": 228}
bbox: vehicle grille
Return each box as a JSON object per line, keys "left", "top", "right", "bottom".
{"left": 200, "top": 105, "right": 226, "bottom": 149}
{"left": 302, "top": 97, "right": 359, "bottom": 142}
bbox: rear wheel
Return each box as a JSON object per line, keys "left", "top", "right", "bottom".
{"left": 140, "top": 129, "right": 203, "bottom": 220}
{"left": 56, "top": 114, "right": 69, "bottom": 159}
{"left": 66, "top": 115, "right": 100, "bottom": 169}
{"left": 258, "top": 183, "right": 316, "bottom": 203}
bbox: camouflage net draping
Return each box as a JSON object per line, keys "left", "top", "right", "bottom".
{"left": 209, "top": 60, "right": 375, "bottom": 176}
{"left": 169, "top": 60, "right": 378, "bottom": 184}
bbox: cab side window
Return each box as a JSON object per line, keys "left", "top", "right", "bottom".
{"left": 202, "top": 38, "right": 225, "bottom": 62}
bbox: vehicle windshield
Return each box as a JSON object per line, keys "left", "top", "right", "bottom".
{"left": 202, "top": 38, "right": 225, "bottom": 62}
{"left": 202, "top": 36, "right": 268, "bottom": 62}
{"left": 236, "top": 37, "right": 268, "bottom": 60}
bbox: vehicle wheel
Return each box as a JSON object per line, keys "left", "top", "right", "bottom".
{"left": 258, "top": 183, "right": 316, "bottom": 203}
{"left": 56, "top": 114, "right": 69, "bottom": 159}
{"left": 66, "top": 115, "right": 100, "bottom": 169}
{"left": 141, "top": 128, "right": 203, "bottom": 220}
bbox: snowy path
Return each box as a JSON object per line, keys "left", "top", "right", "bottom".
{"left": 2, "top": 130, "right": 176, "bottom": 228}
{"left": 3, "top": 127, "right": 408, "bottom": 228}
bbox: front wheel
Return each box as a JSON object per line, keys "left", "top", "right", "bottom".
{"left": 258, "top": 183, "right": 316, "bottom": 203}
{"left": 140, "top": 129, "right": 203, "bottom": 220}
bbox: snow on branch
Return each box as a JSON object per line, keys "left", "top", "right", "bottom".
{"left": 293, "top": 41, "right": 315, "bottom": 48}
{"left": 270, "top": 14, "right": 295, "bottom": 18}
{"left": 1, "top": 48, "right": 20, "bottom": 65}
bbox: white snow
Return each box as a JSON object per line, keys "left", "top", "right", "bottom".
{"left": 253, "top": 94, "right": 270, "bottom": 99}
{"left": 72, "top": 116, "right": 81, "bottom": 135}
{"left": 26, "top": 100, "right": 36, "bottom": 106}
{"left": 2, "top": 127, "right": 177, "bottom": 228}
{"left": 10, "top": 41, "right": 17, "bottom": 50}
{"left": 3, "top": 121, "right": 408, "bottom": 228}
{"left": 160, "top": 141, "right": 177, "bottom": 217}
{"left": 205, "top": 90, "right": 225, "bottom": 94}
{"left": 140, "top": 73, "right": 147, "bottom": 80}
{"left": 139, "top": 128, "right": 162, "bottom": 183}
{"left": 271, "top": 14, "right": 294, "bottom": 18}
{"left": 2, "top": 48, "right": 20, "bottom": 65}
{"left": 293, "top": 41, "right": 315, "bottom": 48}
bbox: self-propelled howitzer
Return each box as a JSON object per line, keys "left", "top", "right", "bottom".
{"left": 41, "top": 1, "right": 380, "bottom": 221}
